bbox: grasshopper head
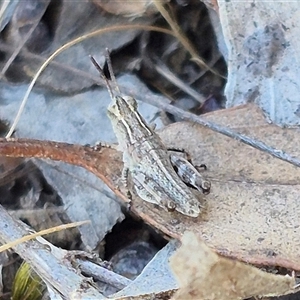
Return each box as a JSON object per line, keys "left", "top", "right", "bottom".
{"left": 107, "top": 95, "right": 137, "bottom": 119}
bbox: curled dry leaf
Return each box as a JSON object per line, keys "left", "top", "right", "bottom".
{"left": 170, "top": 232, "right": 295, "bottom": 300}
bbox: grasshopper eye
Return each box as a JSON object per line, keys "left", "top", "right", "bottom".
{"left": 123, "top": 96, "right": 138, "bottom": 110}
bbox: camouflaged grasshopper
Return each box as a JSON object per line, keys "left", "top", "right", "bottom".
{"left": 91, "top": 53, "right": 210, "bottom": 217}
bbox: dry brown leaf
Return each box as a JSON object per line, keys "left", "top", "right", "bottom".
{"left": 128, "top": 104, "right": 300, "bottom": 270}
{"left": 170, "top": 232, "right": 295, "bottom": 300}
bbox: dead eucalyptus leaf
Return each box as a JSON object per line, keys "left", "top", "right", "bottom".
{"left": 170, "top": 232, "right": 295, "bottom": 300}
{"left": 128, "top": 104, "right": 300, "bottom": 271}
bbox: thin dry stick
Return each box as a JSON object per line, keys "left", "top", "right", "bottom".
{"left": 145, "top": 98, "right": 300, "bottom": 168}
{"left": 77, "top": 259, "right": 131, "bottom": 290}
{"left": 111, "top": 80, "right": 300, "bottom": 168}
{"left": 6, "top": 24, "right": 175, "bottom": 138}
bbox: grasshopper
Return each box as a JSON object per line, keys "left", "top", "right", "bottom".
{"left": 90, "top": 53, "right": 210, "bottom": 217}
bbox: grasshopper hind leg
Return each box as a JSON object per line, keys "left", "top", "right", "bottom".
{"left": 169, "top": 153, "right": 211, "bottom": 194}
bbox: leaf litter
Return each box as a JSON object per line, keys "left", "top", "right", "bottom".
{"left": 0, "top": 1, "right": 299, "bottom": 299}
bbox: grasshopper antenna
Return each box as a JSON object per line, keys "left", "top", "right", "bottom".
{"left": 105, "top": 48, "right": 121, "bottom": 94}
{"left": 90, "top": 55, "right": 115, "bottom": 100}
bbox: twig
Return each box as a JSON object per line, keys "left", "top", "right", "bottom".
{"left": 77, "top": 259, "right": 132, "bottom": 290}
{"left": 144, "top": 98, "right": 300, "bottom": 168}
